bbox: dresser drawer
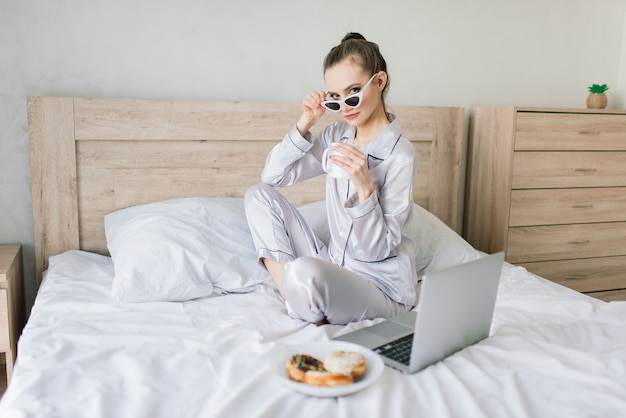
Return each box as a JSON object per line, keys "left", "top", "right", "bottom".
{"left": 512, "top": 152, "right": 626, "bottom": 189}
{"left": 0, "top": 289, "right": 9, "bottom": 350}
{"left": 515, "top": 112, "right": 626, "bottom": 151}
{"left": 506, "top": 222, "right": 626, "bottom": 263}
{"left": 509, "top": 187, "right": 626, "bottom": 226}
{"left": 519, "top": 256, "right": 626, "bottom": 293}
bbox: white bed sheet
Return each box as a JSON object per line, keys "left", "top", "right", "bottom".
{"left": 1, "top": 250, "right": 625, "bottom": 418}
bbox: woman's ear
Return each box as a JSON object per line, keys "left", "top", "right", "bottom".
{"left": 376, "top": 72, "right": 388, "bottom": 91}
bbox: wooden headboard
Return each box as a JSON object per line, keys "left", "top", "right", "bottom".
{"left": 28, "top": 97, "right": 465, "bottom": 285}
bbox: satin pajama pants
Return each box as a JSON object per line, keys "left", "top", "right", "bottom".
{"left": 244, "top": 183, "right": 409, "bottom": 324}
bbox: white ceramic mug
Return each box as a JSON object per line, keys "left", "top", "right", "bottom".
{"left": 322, "top": 144, "right": 359, "bottom": 179}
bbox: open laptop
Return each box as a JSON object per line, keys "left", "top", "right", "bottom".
{"left": 334, "top": 252, "right": 504, "bottom": 373}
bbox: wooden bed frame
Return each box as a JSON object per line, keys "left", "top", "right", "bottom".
{"left": 28, "top": 97, "right": 465, "bottom": 286}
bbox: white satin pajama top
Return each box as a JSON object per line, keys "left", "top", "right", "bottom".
{"left": 261, "top": 114, "right": 419, "bottom": 306}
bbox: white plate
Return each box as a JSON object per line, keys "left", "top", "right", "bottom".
{"left": 272, "top": 341, "right": 384, "bottom": 397}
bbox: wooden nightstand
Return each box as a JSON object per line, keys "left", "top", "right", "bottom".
{"left": 0, "top": 244, "right": 25, "bottom": 384}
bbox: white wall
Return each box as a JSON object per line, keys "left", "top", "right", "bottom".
{"left": 619, "top": 4, "right": 626, "bottom": 109}
{"left": 1, "top": 0, "right": 625, "bottom": 311}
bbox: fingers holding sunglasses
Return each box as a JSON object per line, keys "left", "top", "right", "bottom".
{"left": 302, "top": 91, "right": 327, "bottom": 114}
{"left": 297, "top": 91, "right": 327, "bottom": 135}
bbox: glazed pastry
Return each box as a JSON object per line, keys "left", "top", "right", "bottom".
{"left": 323, "top": 351, "right": 367, "bottom": 377}
{"left": 285, "top": 354, "right": 325, "bottom": 383}
{"left": 303, "top": 370, "right": 353, "bottom": 386}
{"left": 285, "top": 353, "right": 354, "bottom": 386}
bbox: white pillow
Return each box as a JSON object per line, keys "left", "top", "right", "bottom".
{"left": 105, "top": 196, "right": 478, "bottom": 303}
{"left": 297, "top": 201, "right": 480, "bottom": 275}
{"left": 105, "top": 197, "right": 271, "bottom": 302}
{"left": 408, "top": 204, "right": 480, "bottom": 274}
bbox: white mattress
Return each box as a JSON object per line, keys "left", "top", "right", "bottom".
{"left": 1, "top": 250, "right": 625, "bottom": 418}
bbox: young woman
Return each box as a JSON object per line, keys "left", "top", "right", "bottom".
{"left": 245, "top": 32, "right": 418, "bottom": 325}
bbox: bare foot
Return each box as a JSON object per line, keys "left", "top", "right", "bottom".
{"left": 314, "top": 318, "right": 329, "bottom": 326}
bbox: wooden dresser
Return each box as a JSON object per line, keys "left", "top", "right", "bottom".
{"left": 464, "top": 106, "right": 626, "bottom": 301}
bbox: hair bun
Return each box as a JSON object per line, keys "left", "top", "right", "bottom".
{"left": 341, "top": 32, "right": 366, "bottom": 43}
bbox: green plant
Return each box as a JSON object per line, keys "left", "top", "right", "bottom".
{"left": 588, "top": 84, "right": 609, "bottom": 94}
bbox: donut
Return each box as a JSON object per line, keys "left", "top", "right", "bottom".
{"left": 285, "top": 354, "right": 325, "bottom": 383}
{"left": 285, "top": 353, "right": 354, "bottom": 386}
{"left": 303, "top": 370, "right": 353, "bottom": 387}
{"left": 323, "top": 351, "right": 367, "bottom": 377}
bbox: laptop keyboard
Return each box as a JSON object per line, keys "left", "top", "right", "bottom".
{"left": 373, "top": 333, "right": 414, "bottom": 365}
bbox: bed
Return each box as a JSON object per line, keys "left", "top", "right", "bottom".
{"left": 1, "top": 97, "right": 625, "bottom": 417}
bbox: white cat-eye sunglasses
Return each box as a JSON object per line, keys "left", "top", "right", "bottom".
{"left": 321, "top": 72, "right": 379, "bottom": 113}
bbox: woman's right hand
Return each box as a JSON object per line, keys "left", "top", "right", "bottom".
{"left": 296, "top": 91, "right": 326, "bottom": 136}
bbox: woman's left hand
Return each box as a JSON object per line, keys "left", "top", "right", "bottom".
{"left": 330, "top": 143, "right": 375, "bottom": 202}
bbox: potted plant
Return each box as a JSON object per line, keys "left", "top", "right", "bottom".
{"left": 586, "top": 84, "right": 608, "bottom": 109}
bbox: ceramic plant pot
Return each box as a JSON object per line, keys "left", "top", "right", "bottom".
{"left": 586, "top": 93, "right": 607, "bottom": 109}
